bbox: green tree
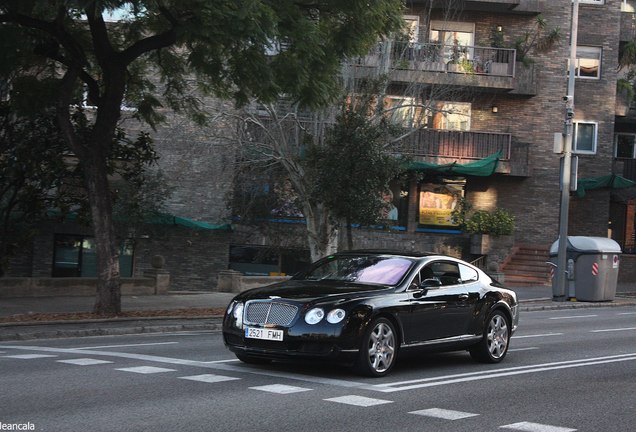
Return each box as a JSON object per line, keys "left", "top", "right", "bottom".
{"left": 306, "top": 88, "right": 403, "bottom": 250}
{"left": 0, "top": 0, "right": 405, "bottom": 313}
{"left": 0, "top": 105, "right": 72, "bottom": 275}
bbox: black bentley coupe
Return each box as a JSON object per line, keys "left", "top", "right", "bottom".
{"left": 223, "top": 250, "right": 519, "bottom": 377}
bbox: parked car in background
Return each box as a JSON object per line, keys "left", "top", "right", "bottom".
{"left": 223, "top": 250, "right": 519, "bottom": 377}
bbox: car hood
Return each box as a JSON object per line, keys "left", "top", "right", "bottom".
{"left": 235, "top": 280, "right": 390, "bottom": 304}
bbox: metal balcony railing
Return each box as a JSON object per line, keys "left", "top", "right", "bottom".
{"left": 357, "top": 42, "right": 516, "bottom": 78}
{"left": 394, "top": 129, "right": 512, "bottom": 161}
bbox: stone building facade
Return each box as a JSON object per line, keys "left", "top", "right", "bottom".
{"left": 6, "top": 0, "right": 636, "bottom": 291}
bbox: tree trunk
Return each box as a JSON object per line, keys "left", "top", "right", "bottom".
{"left": 83, "top": 150, "right": 122, "bottom": 315}
{"left": 345, "top": 216, "right": 354, "bottom": 250}
{"left": 303, "top": 201, "right": 338, "bottom": 262}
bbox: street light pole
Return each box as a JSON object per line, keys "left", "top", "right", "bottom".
{"left": 554, "top": 0, "right": 579, "bottom": 301}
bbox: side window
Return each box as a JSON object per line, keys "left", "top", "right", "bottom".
{"left": 459, "top": 264, "right": 479, "bottom": 283}
{"left": 429, "top": 261, "right": 461, "bottom": 286}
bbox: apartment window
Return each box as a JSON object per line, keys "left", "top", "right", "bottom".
{"left": 385, "top": 96, "right": 419, "bottom": 127}
{"left": 573, "top": 121, "right": 597, "bottom": 154}
{"left": 430, "top": 21, "right": 475, "bottom": 64}
{"left": 426, "top": 101, "right": 471, "bottom": 131}
{"left": 616, "top": 134, "right": 636, "bottom": 158}
{"left": 403, "top": 15, "right": 420, "bottom": 43}
{"left": 52, "top": 234, "right": 134, "bottom": 277}
{"left": 569, "top": 46, "right": 602, "bottom": 79}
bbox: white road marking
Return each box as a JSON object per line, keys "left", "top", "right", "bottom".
{"left": 250, "top": 384, "right": 312, "bottom": 394}
{"left": 371, "top": 353, "right": 636, "bottom": 393}
{"left": 115, "top": 366, "right": 176, "bottom": 374}
{"left": 500, "top": 421, "right": 576, "bottom": 431}
{"left": 325, "top": 395, "right": 393, "bottom": 407}
{"left": 56, "top": 358, "right": 113, "bottom": 366}
{"left": 3, "top": 345, "right": 635, "bottom": 395}
{"left": 590, "top": 327, "right": 636, "bottom": 333}
{"left": 509, "top": 347, "right": 539, "bottom": 352}
{"left": 201, "top": 359, "right": 241, "bottom": 364}
{"left": 74, "top": 342, "right": 179, "bottom": 350}
{"left": 512, "top": 333, "right": 563, "bottom": 339}
{"left": 179, "top": 374, "right": 240, "bottom": 383}
{"left": 409, "top": 408, "right": 479, "bottom": 420}
{"left": 617, "top": 312, "right": 636, "bottom": 315}
{"left": 549, "top": 315, "right": 597, "bottom": 320}
{"left": 3, "top": 354, "right": 57, "bottom": 359}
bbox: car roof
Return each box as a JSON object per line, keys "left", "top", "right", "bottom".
{"left": 334, "top": 249, "right": 436, "bottom": 258}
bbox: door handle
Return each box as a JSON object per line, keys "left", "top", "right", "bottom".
{"left": 458, "top": 294, "right": 469, "bottom": 300}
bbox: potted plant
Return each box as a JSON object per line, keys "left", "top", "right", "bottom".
{"left": 451, "top": 199, "right": 515, "bottom": 255}
{"left": 447, "top": 39, "right": 466, "bottom": 72}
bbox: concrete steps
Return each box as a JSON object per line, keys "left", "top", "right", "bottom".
{"left": 501, "top": 244, "right": 551, "bottom": 287}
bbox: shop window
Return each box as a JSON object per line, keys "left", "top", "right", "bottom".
{"left": 52, "top": 234, "right": 134, "bottom": 277}
{"left": 615, "top": 134, "right": 636, "bottom": 159}
{"left": 573, "top": 121, "right": 597, "bottom": 154}
{"left": 381, "top": 182, "right": 409, "bottom": 227}
{"left": 418, "top": 180, "right": 465, "bottom": 228}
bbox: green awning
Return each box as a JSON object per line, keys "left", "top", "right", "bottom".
{"left": 406, "top": 151, "right": 501, "bottom": 177}
{"left": 46, "top": 209, "right": 232, "bottom": 231}
{"left": 576, "top": 174, "right": 636, "bottom": 198}
{"left": 148, "top": 213, "right": 232, "bottom": 231}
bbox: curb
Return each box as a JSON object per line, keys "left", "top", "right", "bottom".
{"left": 0, "top": 317, "right": 223, "bottom": 342}
{"left": 2, "top": 299, "right": 636, "bottom": 342}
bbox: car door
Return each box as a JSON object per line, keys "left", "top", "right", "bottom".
{"left": 403, "top": 260, "right": 472, "bottom": 344}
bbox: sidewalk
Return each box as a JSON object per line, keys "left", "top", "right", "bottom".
{"left": 1, "top": 286, "right": 635, "bottom": 341}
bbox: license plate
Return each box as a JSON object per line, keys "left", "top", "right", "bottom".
{"left": 245, "top": 327, "right": 284, "bottom": 341}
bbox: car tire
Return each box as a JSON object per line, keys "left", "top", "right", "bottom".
{"left": 353, "top": 317, "right": 398, "bottom": 377}
{"left": 469, "top": 309, "right": 510, "bottom": 363}
{"left": 235, "top": 353, "right": 271, "bottom": 365}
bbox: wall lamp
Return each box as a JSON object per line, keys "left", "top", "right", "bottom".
{"left": 496, "top": 25, "right": 503, "bottom": 32}
{"left": 492, "top": 105, "right": 499, "bottom": 113}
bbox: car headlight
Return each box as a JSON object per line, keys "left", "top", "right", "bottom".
{"left": 326, "top": 308, "right": 346, "bottom": 324}
{"left": 232, "top": 301, "right": 244, "bottom": 329}
{"left": 305, "top": 308, "right": 324, "bottom": 325}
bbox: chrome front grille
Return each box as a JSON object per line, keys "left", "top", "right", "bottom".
{"left": 244, "top": 301, "right": 298, "bottom": 326}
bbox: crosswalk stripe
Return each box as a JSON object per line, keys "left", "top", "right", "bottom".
{"left": 3, "top": 354, "right": 57, "bottom": 359}
{"left": 115, "top": 366, "right": 176, "bottom": 374}
{"left": 500, "top": 421, "right": 577, "bottom": 432}
{"left": 56, "top": 358, "right": 113, "bottom": 366}
{"left": 409, "top": 408, "right": 479, "bottom": 420}
{"left": 179, "top": 374, "right": 240, "bottom": 383}
{"left": 250, "top": 384, "right": 312, "bottom": 394}
{"left": 325, "top": 395, "right": 393, "bottom": 407}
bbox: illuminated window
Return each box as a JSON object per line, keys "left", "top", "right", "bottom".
{"left": 568, "top": 46, "right": 601, "bottom": 79}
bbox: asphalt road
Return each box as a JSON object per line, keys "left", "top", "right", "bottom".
{"left": 1, "top": 306, "right": 635, "bottom": 432}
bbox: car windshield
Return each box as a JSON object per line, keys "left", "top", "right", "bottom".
{"left": 300, "top": 255, "right": 414, "bottom": 286}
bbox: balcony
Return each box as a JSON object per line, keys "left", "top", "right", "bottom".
{"left": 393, "top": 129, "right": 530, "bottom": 176}
{"left": 410, "top": 0, "right": 540, "bottom": 14}
{"left": 350, "top": 42, "right": 537, "bottom": 96}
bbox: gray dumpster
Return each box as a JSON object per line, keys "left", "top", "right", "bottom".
{"left": 549, "top": 237, "right": 621, "bottom": 302}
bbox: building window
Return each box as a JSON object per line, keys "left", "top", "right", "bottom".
{"left": 430, "top": 21, "right": 475, "bottom": 65}
{"left": 569, "top": 46, "right": 601, "bottom": 79}
{"left": 616, "top": 134, "right": 636, "bottom": 158}
{"left": 384, "top": 96, "right": 418, "bottom": 127}
{"left": 52, "top": 234, "right": 134, "bottom": 277}
{"left": 418, "top": 180, "right": 465, "bottom": 227}
{"left": 229, "top": 245, "right": 310, "bottom": 276}
{"left": 573, "top": 121, "right": 597, "bottom": 154}
{"left": 580, "top": 0, "right": 604, "bottom": 4}
{"left": 403, "top": 15, "right": 420, "bottom": 43}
